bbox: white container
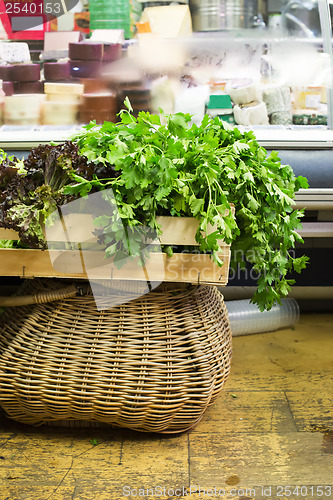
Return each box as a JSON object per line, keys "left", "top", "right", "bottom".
{"left": 225, "top": 298, "right": 300, "bottom": 336}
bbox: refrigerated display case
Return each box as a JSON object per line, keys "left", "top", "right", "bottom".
{"left": 1, "top": 0, "right": 333, "bottom": 306}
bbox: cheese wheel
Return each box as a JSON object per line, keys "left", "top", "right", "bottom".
{"left": 44, "top": 82, "right": 85, "bottom": 95}
{"left": 81, "top": 92, "right": 117, "bottom": 111}
{"left": 0, "top": 65, "right": 13, "bottom": 81}
{"left": 80, "top": 78, "right": 109, "bottom": 93}
{"left": 262, "top": 86, "right": 291, "bottom": 115}
{"left": 11, "top": 64, "right": 41, "bottom": 82}
{"left": 70, "top": 60, "right": 103, "bottom": 79}
{"left": 4, "top": 94, "right": 44, "bottom": 123}
{"left": 69, "top": 42, "right": 103, "bottom": 61}
{"left": 14, "top": 81, "right": 44, "bottom": 94}
{"left": 2, "top": 81, "right": 14, "bottom": 96}
{"left": 225, "top": 78, "right": 261, "bottom": 105}
{"left": 79, "top": 110, "right": 116, "bottom": 124}
{"left": 43, "top": 62, "right": 70, "bottom": 82}
{"left": 41, "top": 101, "right": 79, "bottom": 125}
{"left": 46, "top": 93, "right": 81, "bottom": 104}
{"left": 103, "top": 43, "right": 122, "bottom": 62}
{"left": 233, "top": 101, "right": 269, "bottom": 126}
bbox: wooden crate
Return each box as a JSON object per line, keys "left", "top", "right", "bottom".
{"left": 0, "top": 215, "right": 231, "bottom": 285}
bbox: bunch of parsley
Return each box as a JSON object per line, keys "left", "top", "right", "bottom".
{"left": 65, "top": 102, "right": 309, "bottom": 311}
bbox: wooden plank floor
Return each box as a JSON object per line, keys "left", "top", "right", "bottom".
{"left": 0, "top": 313, "right": 332, "bottom": 500}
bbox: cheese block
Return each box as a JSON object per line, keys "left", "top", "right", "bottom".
{"left": 44, "top": 82, "right": 85, "bottom": 96}
{"left": 79, "top": 110, "right": 116, "bottom": 124}
{"left": 41, "top": 100, "right": 79, "bottom": 125}
{"left": 11, "top": 64, "right": 41, "bottom": 82}
{"left": 139, "top": 5, "right": 192, "bottom": 38}
{"left": 43, "top": 62, "right": 70, "bottom": 82}
{"left": 2, "top": 81, "right": 14, "bottom": 96}
{"left": 80, "top": 78, "right": 110, "bottom": 93}
{"left": 233, "top": 101, "right": 269, "bottom": 126}
{"left": 0, "top": 65, "right": 13, "bottom": 81}
{"left": 225, "top": 79, "right": 261, "bottom": 105}
{"left": 69, "top": 42, "right": 104, "bottom": 61}
{"left": 70, "top": 60, "right": 103, "bottom": 79}
{"left": 14, "top": 81, "right": 44, "bottom": 94}
{"left": 103, "top": 43, "right": 122, "bottom": 62}
{"left": 0, "top": 42, "right": 31, "bottom": 64}
{"left": 81, "top": 92, "right": 117, "bottom": 112}
{"left": 44, "top": 31, "right": 83, "bottom": 53}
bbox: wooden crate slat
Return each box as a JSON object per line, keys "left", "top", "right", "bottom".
{"left": 0, "top": 214, "right": 231, "bottom": 284}
{"left": 0, "top": 215, "right": 227, "bottom": 246}
{"left": 0, "top": 248, "right": 230, "bottom": 285}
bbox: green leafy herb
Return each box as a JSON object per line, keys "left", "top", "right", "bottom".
{"left": 0, "top": 108, "right": 309, "bottom": 312}
{"left": 67, "top": 108, "right": 309, "bottom": 311}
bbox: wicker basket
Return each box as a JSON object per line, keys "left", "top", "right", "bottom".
{"left": 0, "top": 279, "right": 232, "bottom": 433}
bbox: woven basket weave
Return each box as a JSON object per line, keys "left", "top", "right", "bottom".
{"left": 0, "top": 279, "right": 232, "bottom": 433}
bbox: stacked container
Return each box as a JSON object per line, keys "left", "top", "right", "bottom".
{"left": 88, "top": 0, "right": 142, "bottom": 39}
